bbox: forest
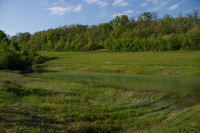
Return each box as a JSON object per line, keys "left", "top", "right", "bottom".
{"left": 1, "top": 11, "right": 200, "bottom": 53}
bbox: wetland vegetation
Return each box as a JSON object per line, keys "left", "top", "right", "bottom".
{"left": 0, "top": 51, "right": 200, "bottom": 132}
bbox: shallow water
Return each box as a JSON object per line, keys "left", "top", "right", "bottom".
{"left": 40, "top": 71, "right": 200, "bottom": 91}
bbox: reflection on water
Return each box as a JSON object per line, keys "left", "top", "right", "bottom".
{"left": 39, "top": 71, "right": 200, "bottom": 108}
{"left": 61, "top": 72, "right": 200, "bottom": 91}
{"left": 112, "top": 74, "right": 200, "bottom": 91}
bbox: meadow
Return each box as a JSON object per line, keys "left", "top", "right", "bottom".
{"left": 0, "top": 51, "right": 200, "bottom": 132}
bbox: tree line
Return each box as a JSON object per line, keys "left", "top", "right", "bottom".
{"left": 1, "top": 11, "right": 200, "bottom": 53}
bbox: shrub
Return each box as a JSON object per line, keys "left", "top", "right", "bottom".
{"left": 182, "top": 38, "right": 190, "bottom": 50}
{"left": 189, "top": 33, "right": 200, "bottom": 50}
{"left": 156, "top": 37, "right": 167, "bottom": 51}
{"left": 33, "top": 56, "right": 45, "bottom": 64}
{"left": 0, "top": 50, "right": 33, "bottom": 71}
{"left": 166, "top": 35, "right": 180, "bottom": 50}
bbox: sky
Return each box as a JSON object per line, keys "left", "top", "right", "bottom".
{"left": 0, "top": 0, "right": 200, "bottom": 36}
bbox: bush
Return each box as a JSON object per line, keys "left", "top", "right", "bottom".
{"left": 0, "top": 50, "right": 33, "bottom": 71}
{"left": 189, "top": 33, "right": 200, "bottom": 50}
{"left": 33, "top": 56, "right": 45, "bottom": 64}
{"left": 156, "top": 36, "right": 167, "bottom": 51}
{"left": 166, "top": 35, "right": 180, "bottom": 51}
{"left": 0, "top": 51, "right": 18, "bottom": 69}
{"left": 182, "top": 38, "right": 190, "bottom": 50}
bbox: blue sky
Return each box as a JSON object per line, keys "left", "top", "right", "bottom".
{"left": 0, "top": 0, "right": 200, "bottom": 36}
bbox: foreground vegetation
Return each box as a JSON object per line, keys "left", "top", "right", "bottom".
{"left": 0, "top": 51, "right": 200, "bottom": 132}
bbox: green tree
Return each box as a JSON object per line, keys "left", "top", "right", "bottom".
{"left": 0, "top": 30, "right": 8, "bottom": 42}
{"left": 189, "top": 33, "right": 200, "bottom": 50}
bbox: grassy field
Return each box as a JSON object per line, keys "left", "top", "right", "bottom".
{"left": 0, "top": 51, "right": 200, "bottom": 132}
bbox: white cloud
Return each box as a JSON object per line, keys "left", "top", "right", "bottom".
{"left": 112, "top": 10, "right": 133, "bottom": 18}
{"left": 194, "top": 6, "right": 200, "bottom": 11}
{"left": 149, "top": 1, "right": 168, "bottom": 11}
{"left": 123, "top": 10, "right": 133, "bottom": 14}
{"left": 168, "top": 0, "right": 185, "bottom": 10}
{"left": 74, "top": 4, "right": 82, "bottom": 12}
{"left": 169, "top": 4, "right": 179, "bottom": 10}
{"left": 112, "top": 13, "right": 124, "bottom": 17}
{"left": 52, "top": 0, "right": 68, "bottom": 6}
{"left": 152, "top": 0, "right": 159, "bottom": 4}
{"left": 83, "top": 0, "right": 108, "bottom": 7}
{"left": 45, "top": 0, "right": 82, "bottom": 16}
{"left": 195, "top": 6, "right": 200, "bottom": 10}
{"left": 47, "top": 6, "right": 73, "bottom": 16}
{"left": 47, "top": 5, "right": 82, "bottom": 16}
{"left": 140, "top": 0, "right": 159, "bottom": 7}
{"left": 96, "top": 0, "right": 108, "bottom": 7}
{"left": 112, "top": 0, "right": 128, "bottom": 7}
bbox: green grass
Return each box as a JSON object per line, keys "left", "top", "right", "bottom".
{"left": 0, "top": 51, "right": 200, "bottom": 132}
{"left": 39, "top": 51, "right": 200, "bottom": 75}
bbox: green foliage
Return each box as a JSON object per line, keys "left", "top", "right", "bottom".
{"left": 33, "top": 56, "right": 45, "bottom": 64}
{"left": 0, "top": 40, "right": 9, "bottom": 50}
{"left": 0, "top": 30, "right": 8, "bottom": 42}
{"left": 0, "top": 33, "right": 45, "bottom": 72}
{"left": 0, "top": 50, "right": 33, "bottom": 71}
{"left": 55, "top": 40, "right": 65, "bottom": 52}
{"left": 110, "top": 15, "right": 131, "bottom": 38}
{"left": 166, "top": 34, "right": 180, "bottom": 50}
{"left": 17, "top": 32, "right": 31, "bottom": 44}
{"left": 189, "top": 33, "right": 200, "bottom": 50}
{"left": 2, "top": 10, "right": 200, "bottom": 52}
{"left": 155, "top": 35, "right": 167, "bottom": 51}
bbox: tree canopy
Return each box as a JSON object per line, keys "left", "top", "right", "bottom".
{"left": 2, "top": 11, "right": 200, "bottom": 52}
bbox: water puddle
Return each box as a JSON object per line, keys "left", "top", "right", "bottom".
{"left": 167, "top": 105, "right": 187, "bottom": 110}
{"left": 150, "top": 87, "right": 200, "bottom": 110}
